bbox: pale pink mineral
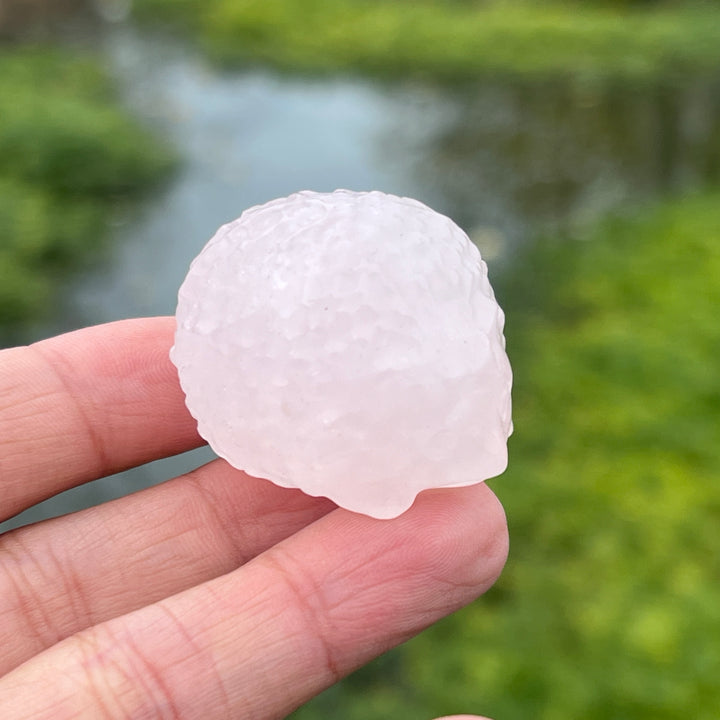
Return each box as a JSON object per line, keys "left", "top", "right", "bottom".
{"left": 171, "top": 190, "right": 512, "bottom": 518}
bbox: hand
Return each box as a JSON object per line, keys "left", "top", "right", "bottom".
{"left": 0, "top": 317, "right": 508, "bottom": 720}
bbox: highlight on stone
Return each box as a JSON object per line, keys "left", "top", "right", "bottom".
{"left": 171, "top": 190, "right": 512, "bottom": 519}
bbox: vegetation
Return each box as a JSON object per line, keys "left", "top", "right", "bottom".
{"left": 292, "top": 190, "right": 720, "bottom": 718}
{"left": 132, "top": 0, "right": 720, "bottom": 83}
{"left": 0, "top": 47, "right": 175, "bottom": 328}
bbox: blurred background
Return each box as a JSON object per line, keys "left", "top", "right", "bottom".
{"left": 1, "top": 1, "right": 719, "bottom": 717}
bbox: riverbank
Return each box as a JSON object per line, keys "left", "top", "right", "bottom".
{"left": 0, "top": 45, "right": 175, "bottom": 331}
{"left": 133, "top": 0, "right": 720, "bottom": 84}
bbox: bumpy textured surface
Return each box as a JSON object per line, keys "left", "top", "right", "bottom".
{"left": 171, "top": 190, "right": 512, "bottom": 518}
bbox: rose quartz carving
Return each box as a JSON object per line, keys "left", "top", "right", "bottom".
{"left": 171, "top": 190, "right": 512, "bottom": 518}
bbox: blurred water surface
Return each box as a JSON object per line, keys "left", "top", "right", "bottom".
{"left": 3, "top": 20, "right": 719, "bottom": 530}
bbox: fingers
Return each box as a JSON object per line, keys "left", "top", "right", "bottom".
{"left": 0, "top": 318, "right": 203, "bottom": 521}
{"left": 0, "top": 483, "right": 508, "bottom": 720}
{"left": 0, "top": 458, "right": 335, "bottom": 675}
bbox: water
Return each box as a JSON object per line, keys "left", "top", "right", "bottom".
{"left": 68, "top": 30, "right": 450, "bottom": 323}
{"left": 3, "top": 24, "right": 719, "bottom": 532}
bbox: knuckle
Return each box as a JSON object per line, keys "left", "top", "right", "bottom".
{"left": 71, "top": 623, "right": 181, "bottom": 720}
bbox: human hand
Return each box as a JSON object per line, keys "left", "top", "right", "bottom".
{"left": 0, "top": 317, "right": 508, "bottom": 719}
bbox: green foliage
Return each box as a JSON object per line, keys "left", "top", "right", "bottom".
{"left": 129, "top": 0, "right": 205, "bottom": 30}
{"left": 0, "top": 47, "right": 175, "bottom": 328}
{"left": 293, "top": 192, "right": 720, "bottom": 718}
{"left": 132, "top": 0, "right": 720, "bottom": 83}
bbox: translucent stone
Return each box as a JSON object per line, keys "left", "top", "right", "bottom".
{"left": 171, "top": 190, "right": 512, "bottom": 518}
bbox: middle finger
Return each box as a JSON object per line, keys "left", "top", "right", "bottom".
{"left": 0, "top": 459, "right": 334, "bottom": 676}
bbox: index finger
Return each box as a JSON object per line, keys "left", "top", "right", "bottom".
{"left": 0, "top": 317, "right": 203, "bottom": 522}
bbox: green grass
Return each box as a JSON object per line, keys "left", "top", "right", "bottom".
{"left": 292, "top": 191, "right": 720, "bottom": 718}
{"left": 0, "top": 47, "right": 176, "bottom": 330}
{"left": 133, "top": 0, "right": 720, "bottom": 83}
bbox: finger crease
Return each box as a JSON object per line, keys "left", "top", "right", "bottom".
{"left": 108, "top": 625, "right": 183, "bottom": 720}
{"left": 43, "top": 536, "right": 96, "bottom": 629}
{"left": 1, "top": 533, "right": 63, "bottom": 649}
{"left": 183, "top": 471, "right": 250, "bottom": 568}
{"left": 264, "top": 550, "right": 342, "bottom": 686}
{"left": 75, "top": 629, "right": 136, "bottom": 720}
{"left": 31, "top": 344, "right": 109, "bottom": 477}
{"left": 157, "top": 599, "right": 233, "bottom": 719}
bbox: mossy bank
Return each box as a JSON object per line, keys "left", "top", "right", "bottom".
{"left": 0, "top": 46, "right": 175, "bottom": 333}
{"left": 133, "top": 0, "right": 720, "bottom": 84}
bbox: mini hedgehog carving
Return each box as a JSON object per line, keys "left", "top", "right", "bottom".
{"left": 171, "top": 190, "right": 512, "bottom": 518}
